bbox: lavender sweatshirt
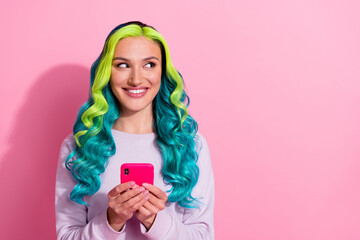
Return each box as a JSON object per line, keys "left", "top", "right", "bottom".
{"left": 55, "top": 129, "right": 215, "bottom": 240}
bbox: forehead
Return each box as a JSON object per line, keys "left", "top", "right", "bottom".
{"left": 114, "top": 36, "right": 161, "bottom": 58}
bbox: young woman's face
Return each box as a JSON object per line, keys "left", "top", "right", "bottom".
{"left": 110, "top": 36, "right": 162, "bottom": 116}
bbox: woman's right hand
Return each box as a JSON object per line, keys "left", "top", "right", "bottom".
{"left": 107, "top": 181, "right": 149, "bottom": 231}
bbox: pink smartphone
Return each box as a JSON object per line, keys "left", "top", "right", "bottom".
{"left": 121, "top": 163, "right": 154, "bottom": 186}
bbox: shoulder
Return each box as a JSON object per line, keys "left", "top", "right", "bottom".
{"left": 195, "top": 132, "right": 210, "bottom": 155}
{"left": 194, "top": 132, "right": 212, "bottom": 167}
{"left": 58, "top": 133, "right": 76, "bottom": 163}
{"left": 192, "top": 132, "right": 215, "bottom": 198}
{"left": 56, "top": 134, "right": 78, "bottom": 187}
{"left": 61, "top": 133, "right": 76, "bottom": 150}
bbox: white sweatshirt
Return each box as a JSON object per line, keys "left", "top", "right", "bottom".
{"left": 55, "top": 129, "right": 215, "bottom": 239}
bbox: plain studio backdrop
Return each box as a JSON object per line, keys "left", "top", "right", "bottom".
{"left": 0, "top": 1, "right": 359, "bottom": 239}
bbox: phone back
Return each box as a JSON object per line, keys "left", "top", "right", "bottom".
{"left": 121, "top": 163, "right": 154, "bottom": 186}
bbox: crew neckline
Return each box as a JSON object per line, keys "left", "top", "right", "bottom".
{"left": 111, "top": 128, "right": 156, "bottom": 140}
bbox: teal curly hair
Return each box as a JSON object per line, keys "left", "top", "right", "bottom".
{"left": 66, "top": 21, "right": 200, "bottom": 208}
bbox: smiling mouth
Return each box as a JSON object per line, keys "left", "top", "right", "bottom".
{"left": 123, "top": 88, "right": 149, "bottom": 98}
{"left": 125, "top": 88, "right": 147, "bottom": 94}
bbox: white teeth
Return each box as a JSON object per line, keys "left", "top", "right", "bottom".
{"left": 127, "top": 89, "right": 146, "bottom": 94}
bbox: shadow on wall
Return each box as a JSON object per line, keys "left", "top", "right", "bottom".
{"left": 0, "top": 65, "right": 89, "bottom": 240}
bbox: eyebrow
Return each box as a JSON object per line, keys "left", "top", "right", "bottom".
{"left": 112, "top": 56, "right": 160, "bottom": 62}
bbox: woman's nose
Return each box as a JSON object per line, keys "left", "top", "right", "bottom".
{"left": 128, "top": 67, "right": 142, "bottom": 86}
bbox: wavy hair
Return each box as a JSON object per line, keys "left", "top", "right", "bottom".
{"left": 66, "top": 21, "right": 200, "bottom": 208}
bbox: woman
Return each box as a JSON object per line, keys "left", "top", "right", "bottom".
{"left": 55, "top": 21, "right": 215, "bottom": 239}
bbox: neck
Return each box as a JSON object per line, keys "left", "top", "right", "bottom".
{"left": 113, "top": 106, "right": 154, "bottom": 134}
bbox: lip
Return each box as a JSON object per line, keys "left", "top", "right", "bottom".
{"left": 123, "top": 87, "right": 149, "bottom": 98}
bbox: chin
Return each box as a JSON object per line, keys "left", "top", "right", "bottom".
{"left": 120, "top": 103, "right": 153, "bottom": 115}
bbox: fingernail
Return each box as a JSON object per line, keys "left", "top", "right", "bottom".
{"left": 143, "top": 190, "right": 149, "bottom": 196}
{"left": 144, "top": 195, "right": 149, "bottom": 200}
{"left": 138, "top": 187, "right": 145, "bottom": 193}
{"left": 142, "top": 183, "right": 148, "bottom": 188}
{"left": 129, "top": 181, "right": 135, "bottom": 187}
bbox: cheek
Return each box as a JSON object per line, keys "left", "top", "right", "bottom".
{"left": 146, "top": 70, "right": 162, "bottom": 86}
{"left": 109, "top": 73, "right": 125, "bottom": 97}
{"left": 110, "top": 70, "right": 128, "bottom": 85}
{"left": 109, "top": 82, "right": 119, "bottom": 99}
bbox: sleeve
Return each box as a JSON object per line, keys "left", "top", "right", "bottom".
{"left": 140, "top": 134, "right": 215, "bottom": 240}
{"left": 55, "top": 134, "right": 126, "bottom": 240}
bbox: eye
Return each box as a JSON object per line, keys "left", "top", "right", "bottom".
{"left": 144, "top": 62, "right": 155, "bottom": 68}
{"left": 117, "top": 63, "right": 128, "bottom": 68}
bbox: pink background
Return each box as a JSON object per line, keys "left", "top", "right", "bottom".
{"left": 1, "top": 1, "right": 359, "bottom": 239}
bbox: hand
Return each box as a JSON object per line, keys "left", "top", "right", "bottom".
{"left": 107, "top": 181, "right": 149, "bottom": 231}
{"left": 135, "top": 183, "right": 168, "bottom": 230}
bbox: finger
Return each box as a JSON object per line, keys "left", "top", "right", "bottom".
{"left": 123, "top": 190, "right": 149, "bottom": 207}
{"left": 142, "top": 183, "right": 168, "bottom": 201}
{"left": 146, "top": 193, "right": 166, "bottom": 210}
{"left": 142, "top": 201, "right": 159, "bottom": 214}
{"left": 125, "top": 184, "right": 140, "bottom": 192}
{"left": 108, "top": 190, "right": 148, "bottom": 218}
{"left": 115, "top": 186, "right": 146, "bottom": 204}
{"left": 108, "top": 181, "right": 135, "bottom": 198}
{"left": 126, "top": 191, "right": 150, "bottom": 212}
{"left": 137, "top": 205, "right": 152, "bottom": 216}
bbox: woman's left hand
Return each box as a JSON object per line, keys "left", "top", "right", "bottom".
{"left": 135, "top": 183, "right": 168, "bottom": 230}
